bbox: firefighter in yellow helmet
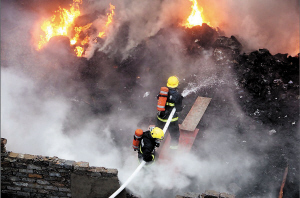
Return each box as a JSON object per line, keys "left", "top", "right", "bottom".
{"left": 167, "top": 76, "right": 179, "bottom": 88}
{"left": 136, "top": 127, "right": 164, "bottom": 164}
{"left": 156, "top": 76, "right": 183, "bottom": 149}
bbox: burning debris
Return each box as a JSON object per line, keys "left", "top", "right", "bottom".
{"left": 182, "top": 0, "right": 210, "bottom": 28}
{"left": 36, "top": 0, "right": 115, "bottom": 57}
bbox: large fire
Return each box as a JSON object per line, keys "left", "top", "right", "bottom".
{"left": 98, "top": 4, "right": 115, "bottom": 38}
{"left": 36, "top": 0, "right": 210, "bottom": 56}
{"left": 183, "top": 0, "right": 210, "bottom": 28}
{"left": 36, "top": 0, "right": 115, "bottom": 57}
{"left": 37, "top": 0, "right": 82, "bottom": 50}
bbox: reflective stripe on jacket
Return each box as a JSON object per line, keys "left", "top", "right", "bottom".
{"left": 166, "top": 102, "right": 175, "bottom": 106}
{"left": 157, "top": 115, "right": 178, "bottom": 122}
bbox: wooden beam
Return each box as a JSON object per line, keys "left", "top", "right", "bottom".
{"left": 180, "top": 96, "right": 211, "bottom": 131}
{"left": 278, "top": 165, "right": 289, "bottom": 198}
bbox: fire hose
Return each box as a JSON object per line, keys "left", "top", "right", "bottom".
{"left": 109, "top": 108, "right": 176, "bottom": 198}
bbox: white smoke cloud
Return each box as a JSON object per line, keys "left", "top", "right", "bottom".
{"left": 1, "top": 67, "right": 125, "bottom": 168}
{"left": 0, "top": 1, "right": 134, "bottom": 170}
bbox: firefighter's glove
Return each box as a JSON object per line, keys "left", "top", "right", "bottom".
{"left": 155, "top": 139, "right": 161, "bottom": 147}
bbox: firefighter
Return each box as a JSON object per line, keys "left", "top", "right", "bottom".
{"left": 136, "top": 127, "right": 164, "bottom": 165}
{"left": 156, "top": 76, "right": 183, "bottom": 149}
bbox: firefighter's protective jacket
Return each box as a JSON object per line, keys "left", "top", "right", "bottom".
{"left": 139, "top": 131, "right": 156, "bottom": 162}
{"left": 157, "top": 88, "right": 183, "bottom": 122}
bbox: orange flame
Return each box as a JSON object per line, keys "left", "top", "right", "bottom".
{"left": 183, "top": 0, "right": 209, "bottom": 28}
{"left": 36, "top": 1, "right": 116, "bottom": 57}
{"left": 75, "top": 46, "right": 84, "bottom": 57}
{"left": 70, "top": 23, "right": 92, "bottom": 45}
{"left": 98, "top": 3, "right": 115, "bottom": 38}
{"left": 38, "top": 0, "right": 82, "bottom": 50}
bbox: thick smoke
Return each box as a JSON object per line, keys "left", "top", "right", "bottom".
{"left": 87, "top": 0, "right": 299, "bottom": 57}
{"left": 1, "top": 1, "right": 298, "bottom": 198}
{"left": 199, "top": 0, "right": 299, "bottom": 55}
{"left": 1, "top": 0, "right": 134, "bottom": 169}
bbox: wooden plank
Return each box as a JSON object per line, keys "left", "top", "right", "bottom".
{"left": 178, "top": 128, "right": 199, "bottom": 152}
{"left": 157, "top": 127, "right": 199, "bottom": 161}
{"left": 157, "top": 96, "right": 211, "bottom": 161}
{"left": 278, "top": 165, "right": 289, "bottom": 198}
{"left": 180, "top": 96, "right": 211, "bottom": 131}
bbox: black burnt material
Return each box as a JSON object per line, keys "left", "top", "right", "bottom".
{"left": 232, "top": 49, "right": 299, "bottom": 198}
{"left": 183, "top": 23, "right": 220, "bottom": 50}
{"left": 81, "top": 51, "right": 114, "bottom": 114}
{"left": 212, "top": 36, "right": 242, "bottom": 64}
{"left": 102, "top": 25, "right": 299, "bottom": 196}
{"left": 234, "top": 49, "right": 299, "bottom": 128}
{"left": 82, "top": 23, "right": 300, "bottom": 196}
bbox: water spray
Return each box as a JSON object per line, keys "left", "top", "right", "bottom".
{"left": 182, "top": 75, "right": 227, "bottom": 97}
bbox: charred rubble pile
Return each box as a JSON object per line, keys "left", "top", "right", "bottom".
{"left": 32, "top": 21, "right": 299, "bottom": 197}
{"left": 78, "top": 24, "right": 299, "bottom": 197}
{"left": 232, "top": 49, "right": 299, "bottom": 197}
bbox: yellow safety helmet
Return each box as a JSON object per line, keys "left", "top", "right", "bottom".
{"left": 167, "top": 76, "right": 179, "bottom": 88}
{"left": 150, "top": 127, "right": 164, "bottom": 140}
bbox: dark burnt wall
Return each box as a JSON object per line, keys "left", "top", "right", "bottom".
{"left": 1, "top": 138, "right": 126, "bottom": 198}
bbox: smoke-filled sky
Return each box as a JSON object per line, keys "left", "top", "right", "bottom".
{"left": 1, "top": 0, "right": 299, "bottom": 197}
{"left": 88, "top": 0, "right": 299, "bottom": 56}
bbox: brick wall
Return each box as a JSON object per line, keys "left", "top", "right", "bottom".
{"left": 1, "top": 138, "right": 126, "bottom": 198}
